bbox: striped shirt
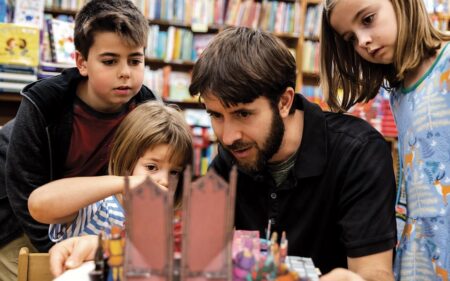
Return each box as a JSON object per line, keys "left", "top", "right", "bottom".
{"left": 49, "top": 195, "right": 125, "bottom": 242}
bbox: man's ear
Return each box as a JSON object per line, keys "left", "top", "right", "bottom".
{"left": 75, "top": 51, "right": 88, "bottom": 77}
{"left": 278, "top": 87, "right": 295, "bottom": 118}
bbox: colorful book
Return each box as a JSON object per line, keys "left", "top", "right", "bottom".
{"left": 0, "top": 23, "right": 40, "bottom": 67}
{"left": 169, "top": 71, "right": 191, "bottom": 101}
{"left": 13, "top": 0, "right": 45, "bottom": 29}
{"left": 47, "top": 18, "right": 76, "bottom": 65}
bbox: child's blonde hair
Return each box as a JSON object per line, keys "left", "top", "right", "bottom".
{"left": 108, "top": 101, "right": 193, "bottom": 204}
{"left": 320, "top": 0, "right": 450, "bottom": 112}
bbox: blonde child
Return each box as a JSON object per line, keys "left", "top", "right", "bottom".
{"left": 28, "top": 101, "right": 192, "bottom": 241}
{"left": 321, "top": 0, "right": 450, "bottom": 279}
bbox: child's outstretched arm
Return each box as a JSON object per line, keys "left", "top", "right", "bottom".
{"left": 28, "top": 175, "right": 147, "bottom": 224}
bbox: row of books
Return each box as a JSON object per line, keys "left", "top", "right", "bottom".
{"left": 0, "top": 61, "right": 74, "bottom": 93}
{"left": 302, "top": 41, "right": 320, "bottom": 74}
{"left": 134, "top": 0, "right": 304, "bottom": 35}
{"left": 302, "top": 85, "right": 398, "bottom": 138}
{"left": 225, "top": 0, "right": 302, "bottom": 35}
{"left": 45, "top": 0, "right": 87, "bottom": 12}
{"left": 303, "top": 3, "right": 322, "bottom": 38}
{"left": 0, "top": 64, "right": 37, "bottom": 93}
{"left": 1, "top": 0, "right": 46, "bottom": 29}
{"left": 0, "top": 22, "right": 39, "bottom": 92}
{"left": 349, "top": 90, "right": 398, "bottom": 137}
{"left": 146, "top": 25, "right": 215, "bottom": 62}
{"left": 144, "top": 65, "right": 193, "bottom": 102}
{"left": 141, "top": 0, "right": 226, "bottom": 28}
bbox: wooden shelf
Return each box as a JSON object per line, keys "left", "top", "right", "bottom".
{"left": 44, "top": 7, "right": 77, "bottom": 16}
{"left": 304, "top": 35, "right": 320, "bottom": 42}
{"left": 272, "top": 32, "right": 300, "bottom": 40}
{"left": 0, "top": 93, "right": 21, "bottom": 125}
{"left": 0, "top": 92, "right": 21, "bottom": 102}
{"left": 163, "top": 100, "right": 205, "bottom": 109}
{"left": 149, "top": 19, "right": 221, "bottom": 32}
{"left": 302, "top": 71, "right": 320, "bottom": 79}
{"left": 145, "top": 58, "right": 195, "bottom": 71}
{"left": 307, "top": 0, "right": 322, "bottom": 4}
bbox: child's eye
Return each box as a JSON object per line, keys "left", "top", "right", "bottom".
{"left": 170, "top": 170, "right": 181, "bottom": 176}
{"left": 207, "top": 112, "right": 221, "bottom": 119}
{"left": 102, "top": 60, "right": 116, "bottom": 65}
{"left": 129, "top": 59, "right": 143, "bottom": 66}
{"left": 362, "top": 14, "right": 374, "bottom": 25}
{"left": 145, "top": 164, "right": 158, "bottom": 172}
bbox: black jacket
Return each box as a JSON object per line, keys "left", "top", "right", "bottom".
{"left": 0, "top": 120, "right": 20, "bottom": 246}
{"left": 210, "top": 94, "right": 396, "bottom": 273}
{"left": 3, "top": 68, "right": 157, "bottom": 251}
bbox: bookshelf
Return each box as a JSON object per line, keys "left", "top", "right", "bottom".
{"left": 0, "top": 0, "right": 324, "bottom": 125}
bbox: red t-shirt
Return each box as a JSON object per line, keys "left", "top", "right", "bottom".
{"left": 64, "top": 98, "right": 132, "bottom": 177}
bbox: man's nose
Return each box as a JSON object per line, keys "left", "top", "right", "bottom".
{"left": 221, "top": 121, "right": 242, "bottom": 146}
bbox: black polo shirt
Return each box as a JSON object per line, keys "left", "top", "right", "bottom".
{"left": 209, "top": 94, "right": 396, "bottom": 274}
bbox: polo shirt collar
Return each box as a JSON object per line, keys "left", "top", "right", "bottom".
{"left": 294, "top": 94, "right": 328, "bottom": 179}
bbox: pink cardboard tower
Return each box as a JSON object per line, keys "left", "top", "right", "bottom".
{"left": 124, "top": 175, "right": 178, "bottom": 281}
{"left": 123, "top": 166, "right": 237, "bottom": 281}
{"left": 181, "top": 166, "right": 237, "bottom": 281}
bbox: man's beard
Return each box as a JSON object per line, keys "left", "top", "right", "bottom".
{"left": 224, "top": 106, "right": 285, "bottom": 174}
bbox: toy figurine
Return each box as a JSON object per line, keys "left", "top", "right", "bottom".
{"left": 107, "top": 225, "right": 125, "bottom": 281}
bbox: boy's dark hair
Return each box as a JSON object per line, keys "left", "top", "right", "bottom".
{"left": 74, "top": 0, "right": 148, "bottom": 59}
{"left": 189, "top": 27, "right": 296, "bottom": 108}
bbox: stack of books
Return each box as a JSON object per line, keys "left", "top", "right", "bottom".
{"left": 0, "top": 23, "right": 40, "bottom": 92}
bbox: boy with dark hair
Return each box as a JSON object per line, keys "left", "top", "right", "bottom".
{"left": 0, "top": 0, "right": 157, "bottom": 279}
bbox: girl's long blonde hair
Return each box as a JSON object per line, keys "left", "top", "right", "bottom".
{"left": 320, "top": 0, "right": 450, "bottom": 112}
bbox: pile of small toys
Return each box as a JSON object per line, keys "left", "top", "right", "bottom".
{"left": 90, "top": 228, "right": 319, "bottom": 281}
{"left": 232, "top": 230, "right": 319, "bottom": 281}
{"left": 87, "top": 168, "right": 319, "bottom": 281}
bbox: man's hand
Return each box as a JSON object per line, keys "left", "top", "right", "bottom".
{"left": 48, "top": 235, "right": 98, "bottom": 277}
{"left": 320, "top": 268, "right": 365, "bottom": 281}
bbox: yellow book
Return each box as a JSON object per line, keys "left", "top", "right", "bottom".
{"left": 0, "top": 23, "right": 39, "bottom": 67}
{"left": 172, "top": 28, "right": 182, "bottom": 60}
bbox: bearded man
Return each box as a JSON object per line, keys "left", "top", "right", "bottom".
{"left": 189, "top": 27, "right": 397, "bottom": 280}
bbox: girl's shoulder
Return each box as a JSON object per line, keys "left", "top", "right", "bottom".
{"left": 435, "top": 41, "right": 450, "bottom": 68}
{"left": 399, "top": 41, "right": 450, "bottom": 94}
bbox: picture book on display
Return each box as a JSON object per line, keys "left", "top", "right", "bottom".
{"left": 13, "top": 0, "right": 45, "bottom": 29}
{"left": 0, "top": 23, "right": 39, "bottom": 67}
{"left": 47, "top": 18, "right": 76, "bottom": 65}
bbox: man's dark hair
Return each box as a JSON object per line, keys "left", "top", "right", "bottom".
{"left": 74, "top": 0, "right": 148, "bottom": 59}
{"left": 189, "top": 27, "right": 297, "bottom": 108}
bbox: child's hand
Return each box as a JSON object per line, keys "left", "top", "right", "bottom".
{"left": 49, "top": 235, "right": 98, "bottom": 277}
{"left": 127, "top": 175, "right": 168, "bottom": 191}
{"left": 127, "top": 175, "right": 148, "bottom": 190}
